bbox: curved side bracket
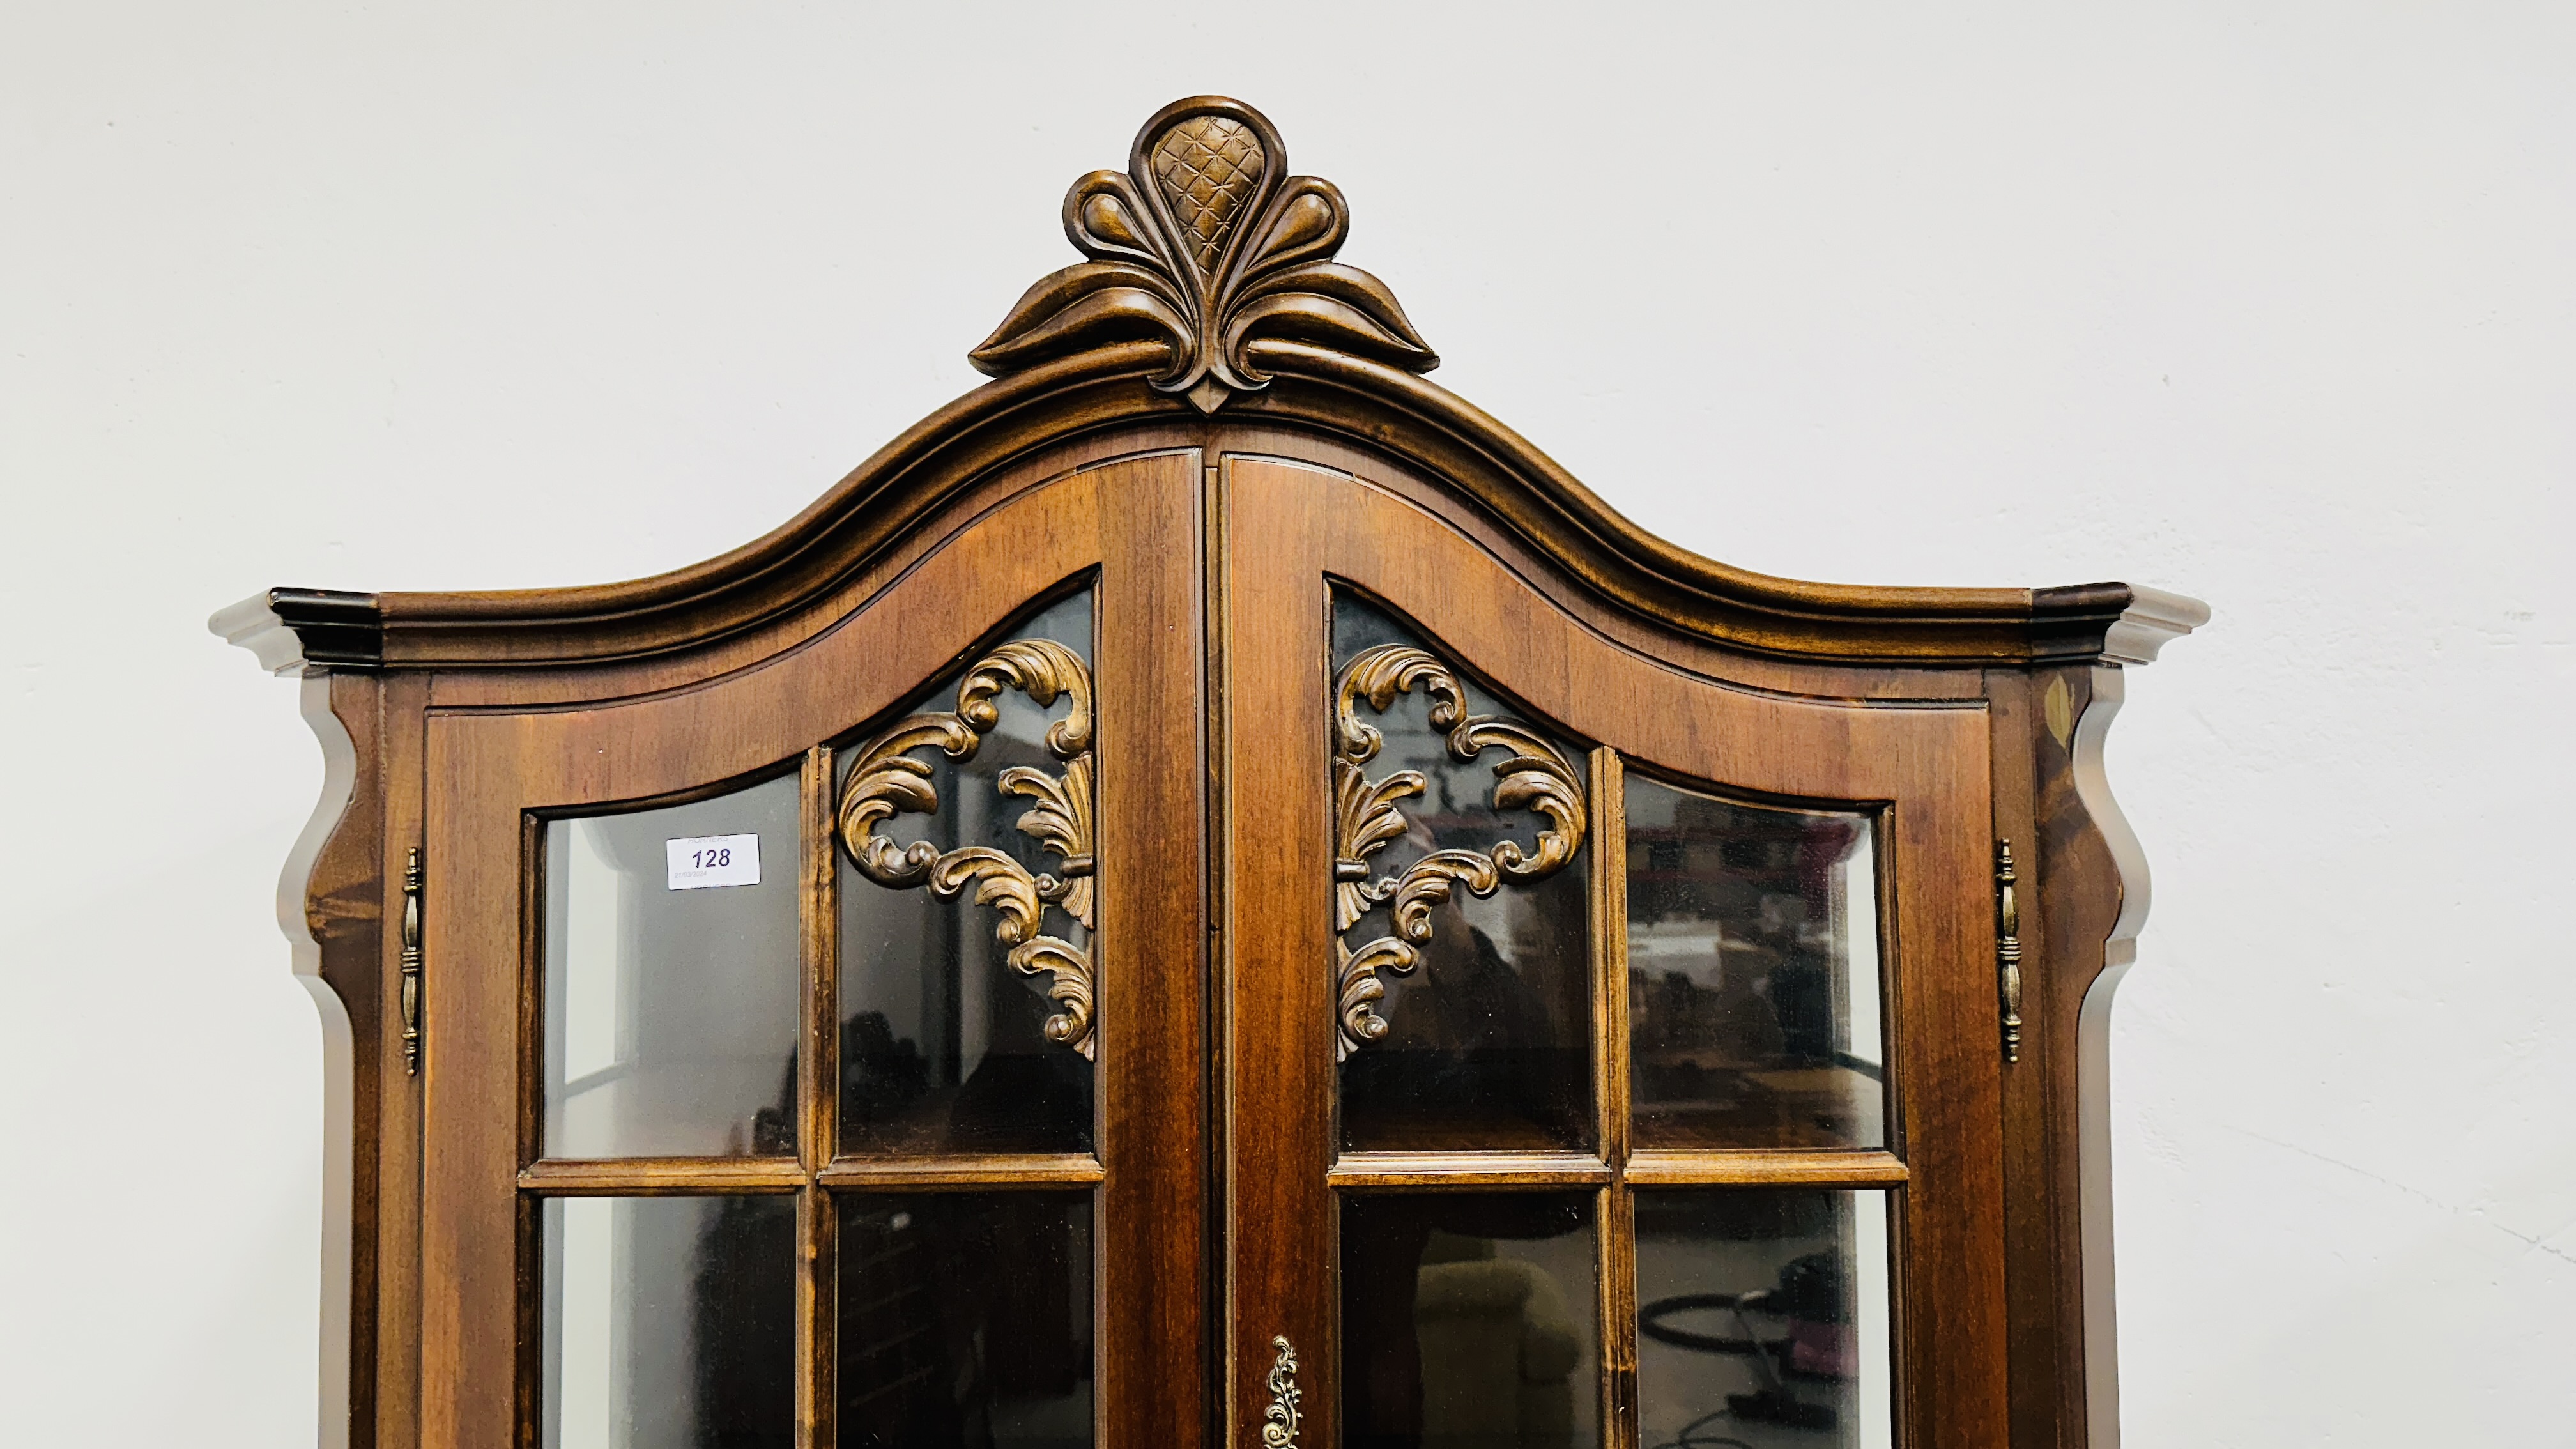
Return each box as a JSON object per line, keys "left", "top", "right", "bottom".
{"left": 2067, "top": 661, "right": 2166, "bottom": 1449}
{"left": 2069, "top": 588, "right": 2204, "bottom": 1448}
{"left": 280, "top": 673, "right": 363, "bottom": 1449}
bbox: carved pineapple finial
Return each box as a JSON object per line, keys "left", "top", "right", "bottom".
{"left": 969, "top": 96, "right": 1438, "bottom": 413}
{"left": 1150, "top": 115, "right": 1266, "bottom": 276}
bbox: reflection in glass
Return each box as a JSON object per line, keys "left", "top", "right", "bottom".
{"left": 838, "top": 592, "right": 1095, "bottom": 1155}
{"left": 1625, "top": 779, "right": 1883, "bottom": 1149}
{"left": 542, "top": 1193, "right": 795, "bottom": 1449}
{"left": 544, "top": 774, "right": 803, "bottom": 1159}
{"left": 1333, "top": 594, "right": 1591, "bottom": 1154}
{"left": 1342, "top": 1192, "right": 1597, "bottom": 1449}
{"left": 1634, "top": 1190, "right": 1892, "bottom": 1449}
{"left": 837, "top": 1192, "right": 1094, "bottom": 1449}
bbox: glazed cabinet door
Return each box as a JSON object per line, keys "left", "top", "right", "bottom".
{"left": 1218, "top": 457, "right": 2006, "bottom": 1449}
{"left": 418, "top": 454, "right": 1210, "bottom": 1449}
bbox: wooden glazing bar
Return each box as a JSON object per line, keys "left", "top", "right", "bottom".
{"left": 1598, "top": 1185, "right": 1637, "bottom": 1449}
{"left": 1592, "top": 747, "right": 1630, "bottom": 1169}
{"left": 797, "top": 746, "right": 836, "bottom": 1449}
{"left": 512, "top": 1194, "right": 541, "bottom": 1449}
{"left": 815, "top": 1154, "right": 1107, "bottom": 1189}
{"left": 517, "top": 813, "right": 547, "bottom": 1171}
{"left": 518, "top": 1158, "right": 808, "bottom": 1194}
{"left": 795, "top": 1184, "right": 833, "bottom": 1449}
{"left": 1621, "top": 1149, "right": 1911, "bottom": 1188}
{"left": 801, "top": 745, "right": 837, "bottom": 1172}
{"left": 1591, "top": 751, "right": 1641, "bottom": 1449}
{"left": 1326, "top": 1152, "right": 1614, "bottom": 1188}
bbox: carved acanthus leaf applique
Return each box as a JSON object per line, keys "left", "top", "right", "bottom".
{"left": 969, "top": 96, "right": 1438, "bottom": 413}
{"left": 837, "top": 638, "right": 1098, "bottom": 1059}
{"left": 1330, "top": 643, "right": 1587, "bottom": 1059}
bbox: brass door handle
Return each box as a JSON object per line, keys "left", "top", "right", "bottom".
{"left": 1997, "top": 841, "right": 2023, "bottom": 1064}
{"left": 401, "top": 847, "right": 424, "bottom": 1075}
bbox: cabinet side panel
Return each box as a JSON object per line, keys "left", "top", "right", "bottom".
{"left": 300, "top": 672, "right": 383, "bottom": 1449}
{"left": 2016, "top": 665, "right": 2131, "bottom": 1449}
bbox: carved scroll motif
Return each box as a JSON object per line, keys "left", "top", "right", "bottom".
{"left": 1262, "top": 1336, "right": 1302, "bottom": 1449}
{"left": 1330, "top": 644, "right": 1587, "bottom": 1059}
{"left": 836, "top": 639, "right": 1098, "bottom": 1059}
{"left": 969, "top": 96, "right": 1438, "bottom": 414}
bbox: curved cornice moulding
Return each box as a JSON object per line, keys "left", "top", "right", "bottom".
{"left": 211, "top": 96, "right": 2207, "bottom": 676}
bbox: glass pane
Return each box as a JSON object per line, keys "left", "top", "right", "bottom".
{"left": 1634, "top": 1190, "right": 1893, "bottom": 1449}
{"left": 542, "top": 1193, "right": 795, "bottom": 1449}
{"left": 1332, "top": 593, "right": 1592, "bottom": 1154}
{"left": 838, "top": 592, "right": 1095, "bottom": 1154}
{"left": 1624, "top": 778, "right": 1884, "bottom": 1149}
{"left": 544, "top": 773, "right": 803, "bottom": 1159}
{"left": 837, "top": 1192, "right": 1094, "bottom": 1449}
{"left": 1342, "top": 1192, "right": 1598, "bottom": 1449}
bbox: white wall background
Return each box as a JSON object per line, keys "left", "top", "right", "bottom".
{"left": 4, "top": 4, "right": 2570, "bottom": 1445}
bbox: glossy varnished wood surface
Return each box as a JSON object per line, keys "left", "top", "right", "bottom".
{"left": 1215, "top": 457, "right": 1338, "bottom": 1449}
{"left": 1223, "top": 455, "right": 2010, "bottom": 1449}
{"left": 419, "top": 456, "right": 1210, "bottom": 1449}
{"left": 271, "top": 421, "right": 2170, "bottom": 1449}
{"left": 1091, "top": 452, "right": 1214, "bottom": 1449}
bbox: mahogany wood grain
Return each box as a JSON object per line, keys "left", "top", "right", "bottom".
{"left": 795, "top": 1186, "right": 831, "bottom": 1449}
{"left": 1224, "top": 455, "right": 2010, "bottom": 1449}
{"left": 416, "top": 424, "right": 1208, "bottom": 712}
{"left": 422, "top": 461, "right": 1205, "bottom": 1443}
{"left": 1215, "top": 458, "right": 1339, "bottom": 1449}
{"left": 1326, "top": 1154, "right": 1617, "bottom": 1188}
{"left": 1210, "top": 425, "right": 1994, "bottom": 704}
{"left": 517, "top": 1159, "right": 807, "bottom": 1194}
{"left": 1091, "top": 451, "right": 1213, "bottom": 1449}
{"left": 1590, "top": 749, "right": 1638, "bottom": 1449}
{"left": 797, "top": 744, "right": 834, "bottom": 1449}
{"left": 261, "top": 422, "right": 2168, "bottom": 1449}
{"left": 813, "top": 1156, "right": 1108, "bottom": 1189}
{"left": 372, "top": 670, "right": 431, "bottom": 1449}
{"left": 1622, "top": 1150, "right": 1913, "bottom": 1188}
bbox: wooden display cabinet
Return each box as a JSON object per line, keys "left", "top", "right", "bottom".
{"left": 218, "top": 96, "right": 2204, "bottom": 1449}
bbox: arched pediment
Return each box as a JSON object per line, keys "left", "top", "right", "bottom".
{"left": 215, "top": 96, "right": 2204, "bottom": 675}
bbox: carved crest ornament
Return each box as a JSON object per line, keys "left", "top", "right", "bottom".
{"left": 1331, "top": 647, "right": 1588, "bottom": 1059}
{"left": 838, "top": 100, "right": 1583, "bottom": 1064}
{"left": 969, "top": 96, "right": 1438, "bottom": 413}
{"left": 836, "top": 641, "right": 1099, "bottom": 1059}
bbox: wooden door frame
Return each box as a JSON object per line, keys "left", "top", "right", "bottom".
{"left": 1216, "top": 454, "right": 2007, "bottom": 1448}
{"left": 404, "top": 454, "right": 1209, "bottom": 1449}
